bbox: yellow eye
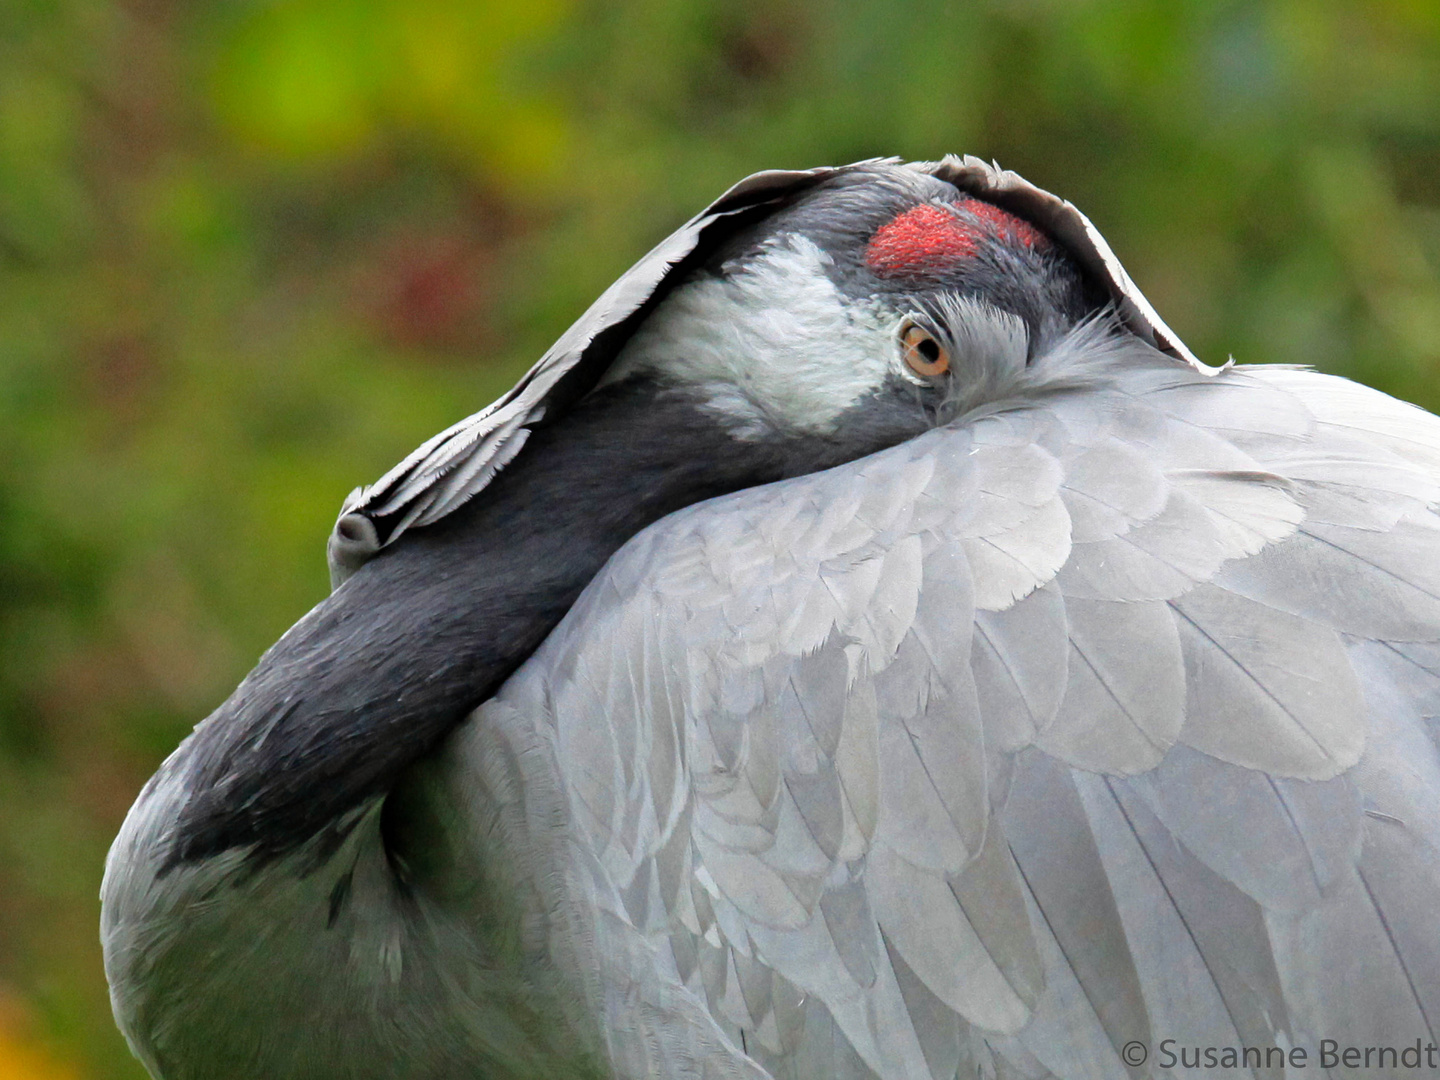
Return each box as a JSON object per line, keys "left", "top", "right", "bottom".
{"left": 901, "top": 323, "right": 950, "bottom": 377}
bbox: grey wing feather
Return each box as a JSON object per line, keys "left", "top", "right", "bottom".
{"left": 1091, "top": 774, "right": 1295, "bottom": 1068}
{"left": 1034, "top": 596, "right": 1184, "bottom": 774}
{"left": 466, "top": 334, "right": 1440, "bottom": 1078}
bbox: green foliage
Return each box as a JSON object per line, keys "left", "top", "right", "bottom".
{"left": 0, "top": 0, "right": 1435, "bottom": 1075}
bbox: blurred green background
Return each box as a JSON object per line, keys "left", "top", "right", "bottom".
{"left": 0, "top": 0, "right": 1438, "bottom": 1074}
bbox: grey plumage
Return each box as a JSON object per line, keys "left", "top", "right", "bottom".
{"left": 468, "top": 342, "right": 1440, "bottom": 1077}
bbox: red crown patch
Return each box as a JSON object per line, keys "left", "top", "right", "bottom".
{"left": 866, "top": 198, "right": 1048, "bottom": 277}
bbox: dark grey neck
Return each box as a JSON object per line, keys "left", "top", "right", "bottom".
{"left": 162, "top": 375, "right": 934, "bottom": 872}
{"left": 163, "top": 380, "right": 793, "bottom": 870}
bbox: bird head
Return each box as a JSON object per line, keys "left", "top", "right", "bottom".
{"left": 602, "top": 165, "right": 1109, "bottom": 457}
{"left": 329, "top": 156, "right": 1205, "bottom": 582}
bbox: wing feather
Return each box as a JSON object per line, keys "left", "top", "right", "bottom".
{"left": 1034, "top": 597, "right": 1183, "bottom": 774}
{"left": 1170, "top": 585, "right": 1366, "bottom": 778}
{"left": 1097, "top": 775, "right": 1296, "bottom": 1064}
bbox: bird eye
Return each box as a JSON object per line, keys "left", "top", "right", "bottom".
{"left": 900, "top": 323, "right": 950, "bottom": 377}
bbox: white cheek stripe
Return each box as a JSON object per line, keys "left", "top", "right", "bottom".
{"left": 606, "top": 235, "right": 900, "bottom": 437}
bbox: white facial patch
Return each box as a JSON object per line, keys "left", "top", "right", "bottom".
{"left": 604, "top": 234, "right": 899, "bottom": 438}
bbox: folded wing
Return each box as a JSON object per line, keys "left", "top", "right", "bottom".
{"left": 489, "top": 342, "right": 1440, "bottom": 1080}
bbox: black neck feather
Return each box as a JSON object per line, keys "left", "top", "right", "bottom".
{"left": 165, "top": 380, "right": 788, "bottom": 870}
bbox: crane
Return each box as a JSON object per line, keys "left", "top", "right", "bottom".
{"left": 102, "top": 157, "right": 1440, "bottom": 1079}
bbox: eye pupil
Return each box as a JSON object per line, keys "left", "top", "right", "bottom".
{"left": 900, "top": 323, "right": 950, "bottom": 377}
